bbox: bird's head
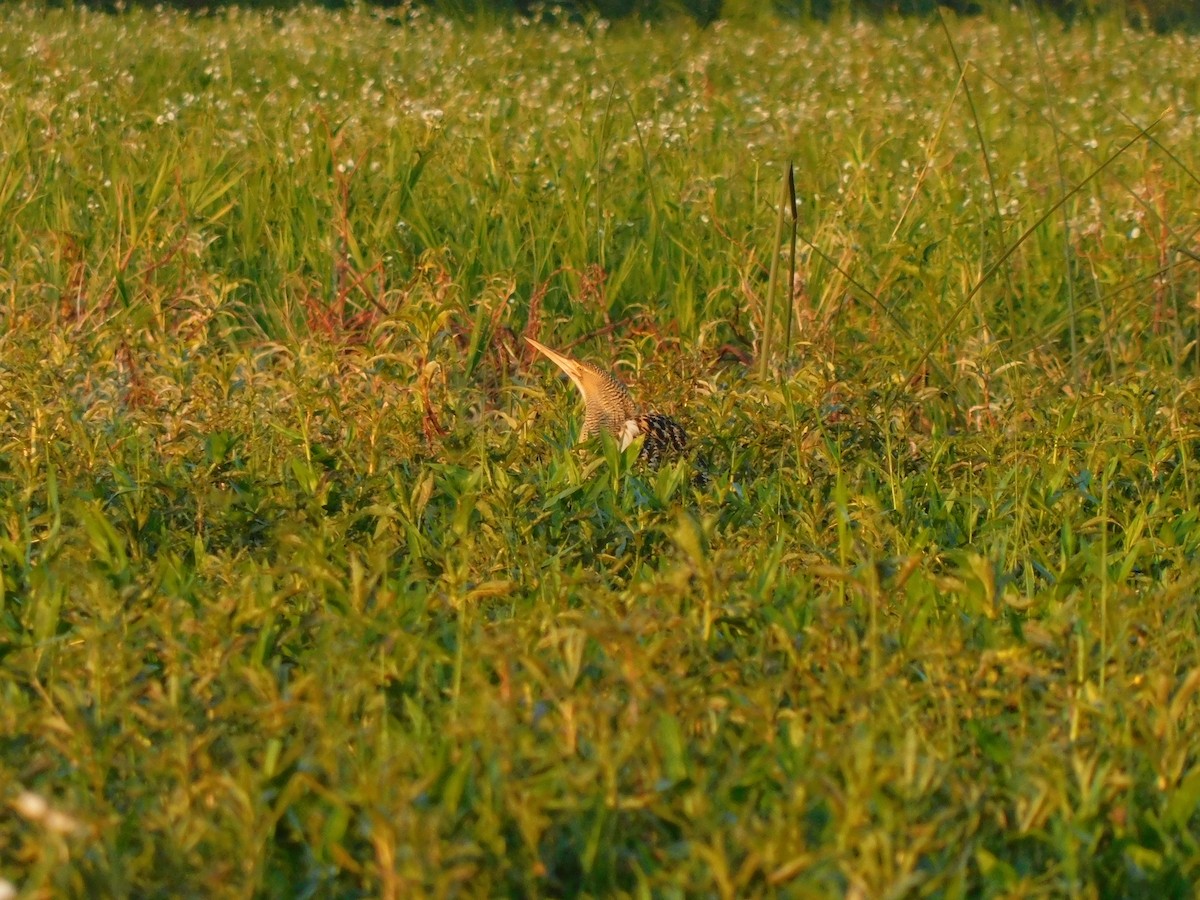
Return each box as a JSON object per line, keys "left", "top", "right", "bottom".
{"left": 525, "top": 336, "right": 635, "bottom": 441}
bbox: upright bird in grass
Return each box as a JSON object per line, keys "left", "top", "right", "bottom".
{"left": 525, "top": 336, "right": 690, "bottom": 468}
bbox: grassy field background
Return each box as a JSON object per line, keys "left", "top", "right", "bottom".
{"left": 2, "top": 3, "right": 1200, "bottom": 896}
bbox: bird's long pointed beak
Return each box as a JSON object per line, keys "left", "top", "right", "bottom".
{"left": 525, "top": 337, "right": 585, "bottom": 394}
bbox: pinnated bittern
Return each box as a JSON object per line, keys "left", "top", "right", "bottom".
{"left": 525, "top": 336, "right": 690, "bottom": 468}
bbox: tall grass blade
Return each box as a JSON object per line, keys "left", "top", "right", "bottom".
{"left": 1022, "top": 0, "right": 1080, "bottom": 384}
{"left": 784, "top": 162, "right": 798, "bottom": 353}
{"left": 759, "top": 164, "right": 789, "bottom": 378}
{"left": 937, "top": 9, "right": 1019, "bottom": 330}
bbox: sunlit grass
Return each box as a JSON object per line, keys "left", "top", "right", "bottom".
{"left": 2, "top": 3, "right": 1199, "bottom": 895}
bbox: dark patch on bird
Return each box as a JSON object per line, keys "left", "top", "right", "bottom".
{"left": 631, "top": 413, "right": 688, "bottom": 468}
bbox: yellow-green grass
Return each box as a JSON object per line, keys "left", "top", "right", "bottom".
{"left": 2, "top": 4, "right": 1199, "bottom": 896}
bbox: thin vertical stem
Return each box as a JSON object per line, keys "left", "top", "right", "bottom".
{"left": 760, "top": 165, "right": 790, "bottom": 378}
{"left": 784, "top": 163, "right": 798, "bottom": 352}
{"left": 1100, "top": 460, "right": 1110, "bottom": 691}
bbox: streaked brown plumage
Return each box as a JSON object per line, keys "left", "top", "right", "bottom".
{"left": 526, "top": 336, "right": 690, "bottom": 468}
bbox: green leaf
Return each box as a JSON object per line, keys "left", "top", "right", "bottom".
{"left": 657, "top": 714, "right": 689, "bottom": 786}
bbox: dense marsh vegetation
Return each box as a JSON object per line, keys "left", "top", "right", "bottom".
{"left": 1, "top": 3, "right": 1199, "bottom": 895}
